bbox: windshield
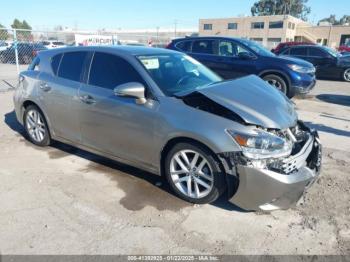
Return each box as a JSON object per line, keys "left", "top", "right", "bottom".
{"left": 240, "top": 39, "right": 275, "bottom": 57}
{"left": 137, "top": 53, "right": 222, "bottom": 96}
{"left": 323, "top": 46, "right": 341, "bottom": 57}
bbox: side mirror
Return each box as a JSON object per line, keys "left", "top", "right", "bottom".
{"left": 238, "top": 52, "right": 255, "bottom": 60}
{"left": 114, "top": 82, "right": 147, "bottom": 105}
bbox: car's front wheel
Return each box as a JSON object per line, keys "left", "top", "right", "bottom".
{"left": 24, "top": 105, "right": 51, "bottom": 147}
{"left": 165, "top": 142, "right": 226, "bottom": 204}
{"left": 263, "top": 74, "right": 288, "bottom": 96}
{"left": 343, "top": 68, "right": 350, "bottom": 82}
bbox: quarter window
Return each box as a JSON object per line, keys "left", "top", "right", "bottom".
{"left": 192, "top": 40, "right": 216, "bottom": 55}
{"left": 203, "top": 24, "right": 212, "bottom": 30}
{"left": 58, "top": 52, "right": 88, "bottom": 82}
{"left": 89, "top": 52, "right": 143, "bottom": 89}
{"left": 251, "top": 22, "right": 264, "bottom": 29}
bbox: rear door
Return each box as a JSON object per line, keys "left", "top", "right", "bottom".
{"left": 38, "top": 51, "right": 90, "bottom": 143}
{"left": 189, "top": 39, "right": 220, "bottom": 70}
{"left": 78, "top": 52, "right": 158, "bottom": 166}
{"left": 289, "top": 46, "right": 308, "bottom": 61}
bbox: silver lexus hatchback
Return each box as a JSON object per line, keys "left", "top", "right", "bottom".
{"left": 13, "top": 46, "right": 322, "bottom": 211}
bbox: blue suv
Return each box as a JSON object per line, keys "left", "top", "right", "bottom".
{"left": 167, "top": 37, "right": 316, "bottom": 98}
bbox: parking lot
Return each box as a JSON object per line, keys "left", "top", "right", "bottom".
{"left": 0, "top": 78, "right": 349, "bottom": 255}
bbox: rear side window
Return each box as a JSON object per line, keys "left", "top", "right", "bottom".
{"left": 51, "top": 54, "right": 62, "bottom": 75}
{"left": 175, "top": 41, "right": 192, "bottom": 52}
{"left": 290, "top": 47, "right": 307, "bottom": 56}
{"left": 58, "top": 52, "right": 88, "bottom": 82}
{"left": 89, "top": 52, "right": 143, "bottom": 89}
{"left": 192, "top": 40, "right": 216, "bottom": 54}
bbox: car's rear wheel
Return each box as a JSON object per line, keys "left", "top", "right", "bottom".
{"left": 165, "top": 142, "right": 226, "bottom": 204}
{"left": 263, "top": 74, "right": 288, "bottom": 96}
{"left": 24, "top": 105, "right": 51, "bottom": 147}
{"left": 343, "top": 68, "right": 350, "bottom": 82}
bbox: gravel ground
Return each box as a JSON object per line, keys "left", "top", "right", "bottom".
{"left": 0, "top": 80, "right": 349, "bottom": 255}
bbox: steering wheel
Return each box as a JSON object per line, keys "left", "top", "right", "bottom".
{"left": 176, "top": 72, "right": 197, "bottom": 88}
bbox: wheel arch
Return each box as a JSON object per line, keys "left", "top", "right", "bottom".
{"left": 160, "top": 137, "right": 221, "bottom": 177}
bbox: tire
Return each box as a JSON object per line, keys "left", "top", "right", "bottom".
{"left": 0, "top": 54, "right": 6, "bottom": 63}
{"left": 23, "top": 105, "right": 51, "bottom": 147}
{"left": 343, "top": 68, "right": 350, "bottom": 82}
{"left": 22, "top": 55, "right": 32, "bottom": 65}
{"left": 263, "top": 74, "right": 289, "bottom": 97}
{"left": 164, "top": 142, "right": 226, "bottom": 204}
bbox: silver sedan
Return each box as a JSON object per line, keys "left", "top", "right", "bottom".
{"left": 13, "top": 46, "right": 322, "bottom": 211}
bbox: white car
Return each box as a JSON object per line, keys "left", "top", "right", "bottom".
{"left": 0, "top": 41, "right": 9, "bottom": 51}
{"left": 41, "top": 41, "right": 66, "bottom": 49}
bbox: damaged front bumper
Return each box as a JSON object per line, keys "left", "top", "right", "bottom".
{"left": 222, "top": 129, "right": 322, "bottom": 211}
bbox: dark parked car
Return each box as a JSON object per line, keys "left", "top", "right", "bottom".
{"left": 167, "top": 37, "right": 316, "bottom": 98}
{"left": 276, "top": 45, "right": 350, "bottom": 82}
{"left": 271, "top": 41, "right": 315, "bottom": 54}
{"left": 0, "top": 42, "right": 47, "bottom": 64}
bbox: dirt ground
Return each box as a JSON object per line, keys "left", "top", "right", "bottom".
{"left": 0, "top": 80, "right": 349, "bottom": 255}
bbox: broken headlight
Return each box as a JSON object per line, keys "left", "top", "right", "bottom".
{"left": 227, "top": 129, "right": 293, "bottom": 160}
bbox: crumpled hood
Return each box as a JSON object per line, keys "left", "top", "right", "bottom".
{"left": 180, "top": 75, "right": 298, "bottom": 130}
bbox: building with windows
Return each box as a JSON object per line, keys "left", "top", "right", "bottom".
{"left": 199, "top": 15, "right": 350, "bottom": 50}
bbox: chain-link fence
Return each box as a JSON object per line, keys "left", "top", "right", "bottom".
{"left": 0, "top": 28, "right": 182, "bottom": 91}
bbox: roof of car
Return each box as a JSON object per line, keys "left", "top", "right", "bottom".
{"left": 40, "top": 45, "right": 178, "bottom": 56}
{"left": 172, "top": 36, "right": 246, "bottom": 42}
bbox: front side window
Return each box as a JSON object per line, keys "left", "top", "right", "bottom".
{"left": 137, "top": 54, "right": 221, "bottom": 96}
{"left": 89, "top": 52, "right": 143, "bottom": 89}
{"left": 251, "top": 22, "right": 264, "bottom": 29}
{"left": 58, "top": 52, "right": 88, "bottom": 82}
{"left": 290, "top": 47, "right": 307, "bottom": 56}
{"left": 218, "top": 41, "right": 249, "bottom": 57}
{"left": 309, "top": 47, "right": 327, "bottom": 57}
{"left": 269, "top": 21, "right": 284, "bottom": 29}
{"left": 203, "top": 24, "right": 212, "bottom": 30}
{"left": 192, "top": 40, "right": 216, "bottom": 54}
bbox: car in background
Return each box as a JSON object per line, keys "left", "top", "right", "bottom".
{"left": 338, "top": 42, "right": 350, "bottom": 54}
{"left": 13, "top": 46, "right": 322, "bottom": 211}
{"left": 0, "top": 42, "right": 47, "bottom": 64}
{"left": 276, "top": 45, "right": 350, "bottom": 82}
{"left": 0, "top": 41, "right": 9, "bottom": 51}
{"left": 167, "top": 37, "right": 316, "bottom": 98}
{"left": 41, "top": 40, "right": 66, "bottom": 49}
{"left": 271, "top": 41, "right": 316, "bottom": 54}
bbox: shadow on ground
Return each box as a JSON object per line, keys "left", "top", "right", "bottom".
{"left": 4, "top": 110, "right": 246, "bottom": 213}
{"left": 304, "top": 121, "right": 350, "bottom": 137}
{"left": 316, "top": 94, "right": 350, "bottom": 107}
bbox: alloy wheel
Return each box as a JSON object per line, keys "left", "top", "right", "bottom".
{"left": 25, "top": 109, "right": 46, "bottom": 143}
{"left": 266, "top": 79, "right": 283, "bottom": 91}
{"left": 170, "top": 150, "right": 214, "bottom": 199}
{"left": 344, "top": 69, "right": 350, "bottom": 82}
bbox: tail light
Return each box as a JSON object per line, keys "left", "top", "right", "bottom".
{"left": 32, "top": 50, "right": 38, "bottom": 57}
{"left": 165, "top": 42, "right": 172, "bottom": 49}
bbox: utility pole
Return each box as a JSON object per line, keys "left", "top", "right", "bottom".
{"left": 174, "top": 20, "right": 177, "bottom": 38}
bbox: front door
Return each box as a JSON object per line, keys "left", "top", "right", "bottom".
{"left": 78, "top": 52, "right": 158, "bottom": 167}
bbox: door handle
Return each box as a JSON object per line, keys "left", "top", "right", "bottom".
{"left": 39, "top": 82, "right": 51, "bottom": 92}
{"left": 79, "top": 95, "right": 96, "bottom": 105}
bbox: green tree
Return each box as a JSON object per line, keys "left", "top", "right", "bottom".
{"left": 318, "top": 15, "right": 350, "bottom": 25}
{"left": 251, "top": 0, "right": 311, "bottom": 21}
{"left": 11, "top": 19, "right": 32, "bottom": 40}
{"left": 0, "top": 23, "right": 8, "bottom": 40}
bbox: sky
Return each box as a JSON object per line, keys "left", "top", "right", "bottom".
{"left": 0, "top": 0, "right": 349, "bottom": 30}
